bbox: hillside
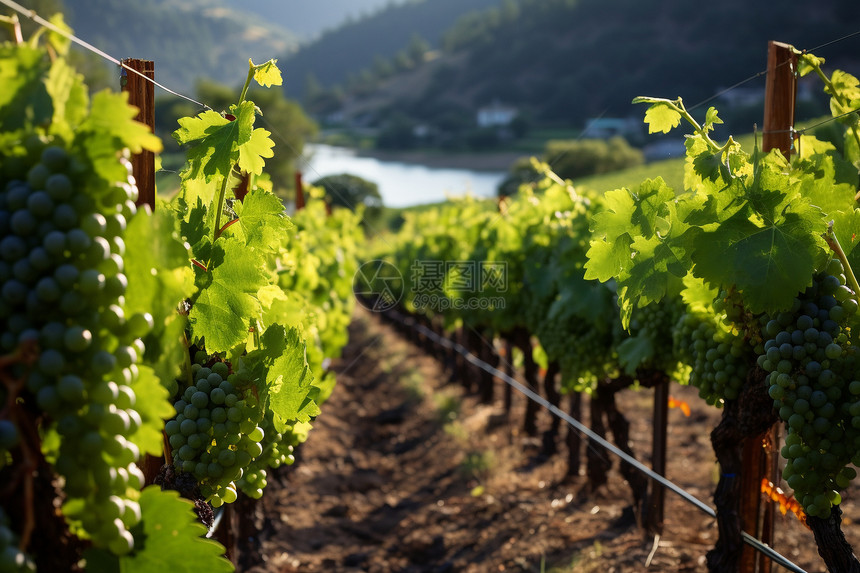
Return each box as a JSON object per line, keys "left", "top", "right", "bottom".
{"left": 232, "top": 0, "right": 406, "bottom": 41}
{"left": 322, "top": 0, "right": 860, "bottom": 133}
{"left": 279, "top": 0, "right": 504, "bottom": 96}
{"left": 62, "top": 0, "right": 301, "bottom": 91}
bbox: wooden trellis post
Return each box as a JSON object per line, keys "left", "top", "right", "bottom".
{"left": 739, "top": 40, "right": 796, "bottom": 573}
{"left": 120, "top": 59, "right": 156, "bottom": 210}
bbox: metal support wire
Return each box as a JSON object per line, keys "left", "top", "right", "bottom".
{"left": 385, "top": 309, "right": 808, "bottom": 573}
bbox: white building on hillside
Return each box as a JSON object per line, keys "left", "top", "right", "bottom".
{"left": 477, "top": 101, "right": 518, "bottom": 128}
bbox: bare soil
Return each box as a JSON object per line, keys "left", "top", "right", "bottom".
{"left": 248, "top": 310, "right": 860, "bottom": 573}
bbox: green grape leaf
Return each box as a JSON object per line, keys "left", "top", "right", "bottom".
{"left": 84, "top": 487, "right": 234, "bottom": 573}
{"left": 252, "top": 58, "right": 283, "bottom": 87}
{"left": 176, "top": 195, "right": 212, "bottom": 260}
{"left": 829, "top": 70, "right": 860, "bottom": 110}
{"left": 680, "top": 272, "right": 719, "bottom": 314}
{"left": 231, "top": 188, "right": 293, "bottom": 252}
{"left": 585, "top": 178, "right": 690, "bottom": 326}
{"left": 173, "top": 100, "right": 255, "bottom": 182}
{"left": 798, "top": 52, "right": 824, "bottom": 77}
{"left": 584, "top": 187, "right": 637, "bottom": 283}
{"left": 44, "top": 13, "right": 72, "bottom": 56}
{"left": 259, "top": 285, "right": 308, "bottom": 331}
{"left": 584, "top": 234, "right": 632, "bottom": 283}
{"left": 178, "top": 173, "right": 221, "bottom": 213}
{"left": 45, "top": 57, "right": 88, "bottom": 141}
{"left": 0, "top": 44, "right": 53, "bottom": 132}
{"left": 124, "top": 207, "right": 195, "bottom": 385}
{"left": 795, "top": 135, "right": 860, "bottom": 257}
{"left": 79, "top": 91, "right": 162, "bottom": 152}
{"left": 128, "top": 365, "right": 175, "bottom": 455}
{"left": 240, "top": 325, "right": 319, "bottom": 426}
{"left": 616, "top": 334, "right": 654, "bottom": 375}
{"left": 77, "top": 91, "right": 163, "bottom": 182}
{"left": 642, "top": 102, "right": 682, "bottom": 134}
{"left": 237, "top": 127, "right": 275, "bottom": 176}
{"left": 189, "top": 238, "right": 268, "bottom": 353}
{"left": 691, "top": 199, "right": 824, "bottom": 313}
{"left": 703, "top": 107, "right": 723, "bottom": 132}
{"left": 590, "top": 187, "right": 637, "bottom": 242}
{"left": 685, "top": 134, "right": 730, "bottom": 188}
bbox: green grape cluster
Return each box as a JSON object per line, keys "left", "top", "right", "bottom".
{"left": 714, "top": 289, "right": 766, "bottom": 355}
{"left": 165, "top": 352, "right": 265, "bottom": 507}
{"left": 536, "top": 313, "right": 610, "bottom": 392}
{"left": 0, "top": 145, "right": 150, "bottom": 554}
{"left": 673, "top": 311, "right": 749, "bottom": 405}
{"left": 619, "top": 297, "right": 685, "bottom": 376}
{"left": 236, "top": 412, "right": 297, "bottom": 499}
{"left": 0, "top": 508, "right": 35, "bottom": 573}
{"left": 761, "top": 259, "right": 860, "bottom": 519}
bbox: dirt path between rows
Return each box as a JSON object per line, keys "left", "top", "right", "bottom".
{"left": 247, "top": 309, "right": 857, "bottom": 573}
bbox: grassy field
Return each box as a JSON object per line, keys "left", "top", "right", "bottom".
{"left": 572, "top": 155, "right": 686, "bottom": 194}
{"left": 571, "top": 131, "right": 762, "bottom": 194}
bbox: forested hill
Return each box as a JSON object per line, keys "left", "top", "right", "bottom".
{"left": 62, "top": 0, "right": 301, "bottom": 91}
{"left": 233, "top": 0, "right": 405, "bottom": 41}
{"left": 312, "top": 0, "right": 860, "bottom": 128}
{"left": 279, "top": 0, "right": 503, "bottom": 95}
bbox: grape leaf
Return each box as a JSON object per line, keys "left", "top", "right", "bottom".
{"left": 589, "top": 187, "right": 637, "bottom": 243}
{"left": 798, "top": 52, "right": 825, "bottom": 77}
{"left": 238, "top": 127, "right": 275, "bottom": 176}
{"left": 189, "top": 238, "right": 268, "bottom": 353}
{"left": 585, "top": 178, "right": 690, "bottom": 326}
{"left": 45, "top": 57, "right": 88, "bottom": 141}
{"left": 251, "top": 58, "right": 283, "bottom": 88}
{"left": 239, "top": 325, "right": 320, "bottom": 428}
{"left": 77, "top": 91, "right": 163, "bottom": 182}
{"left": 0, "top": 44, "right": 53, "bottom": 132}
{"left": 229, "top": 188, "right": 293, "bottom": 253}
{"left": 642, "top": 102, "right": 682, "bottom": 134}
{"left": 175, "top": 196, "right": 212, "bottom": 260}
{"left": 173, "top": 101, "right": 255, "bottom": 182}
{"left": 617, "top": 334, "right": 654, "bottom": 375}
{"left": 691, "top": 198, "right": 824, "bottom": 313}
{"left": 79, "top": 91, "right": 162, "bottom": 153}
{"left": 124, "top": 207, "right": 195, "bottom": 386}
{"left": 703, "top": 107, "right": 723, "bottom": 133}
{"left": 84, "top": 487, "right": 233, "bottom": 573}
{"left": 680, "top": 272, "right": 720, "bottom": 314}
{"left": 794, "top": 135, "right": 860, "bottom": 257}
{"left": 828, "top": 70, "right": 860, "bottom": 113}
{"left": 40, "top": 13, "right": 73, "bottom": 56}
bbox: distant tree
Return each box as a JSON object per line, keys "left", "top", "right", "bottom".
{"left": 543, "top": 136, "right": 643, "bottom": 180}
{"left": 311, "top": 173, "right": 383, "bottom": 229}
{"left": 406, "top": 33, "right": 430, "bottom": 64}
{"left": 372, "top": 54, "right": 394, "bottom": 80}
{"left": 393, "top": 49, "right": 415, "bottom": 72}
{"left": 303, "top": 72, "right": 325, "bottom": 103}
{"left": 376, "top": 113, "right": 417, "bottom": 149}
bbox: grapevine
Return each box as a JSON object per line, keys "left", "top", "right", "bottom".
{"left": 364, "top": 42, "right": 860, "bottom": 573}
{"left": 0, "top": 14, "right": 362, "bottom": 571}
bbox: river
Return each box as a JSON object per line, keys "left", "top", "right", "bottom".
{"left": 299, "top": 144, "right": 507, "bottom": 208}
